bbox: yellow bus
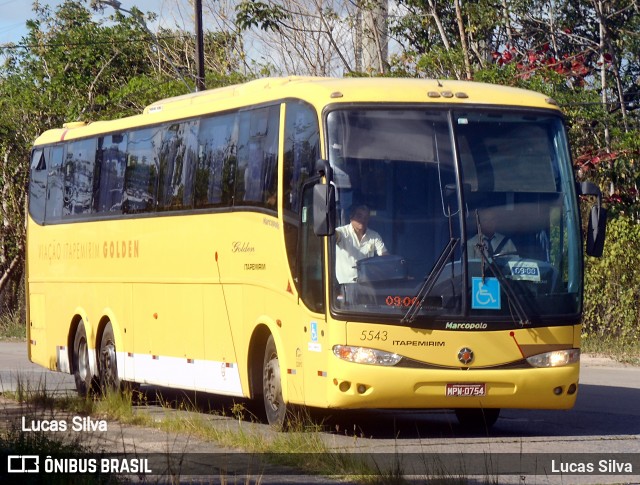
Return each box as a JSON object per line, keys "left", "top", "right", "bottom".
{"left": 27, "top": 76, "right": 605, "bottom": 429}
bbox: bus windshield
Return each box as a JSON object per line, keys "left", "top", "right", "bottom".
{"left": 327, "top": 107, "right": 582, "bottom": 325}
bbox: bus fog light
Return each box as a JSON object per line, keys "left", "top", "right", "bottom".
{"left": 567, "top": 383, "right": 577, "bottom": 395}
{"left": 526, "top": 349, "right": 580, "bottom": 368}
{"left": 333, "top": 345, "right": 401, "bottom": 366}
{"left": 357, "top": 384, "right": 367, "bottom": 394}
{"left": 553, "top": 386, "right": 563, "bottom": 395}
{"left": 339, "top": 381, "right": 351, "bottom": 392}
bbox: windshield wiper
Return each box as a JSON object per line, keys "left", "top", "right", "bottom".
{"left": 402, "top": 238, "right": 459, "bottom": 324}
{"left": 473, "top": 211, "right": 531, "bottom": 326}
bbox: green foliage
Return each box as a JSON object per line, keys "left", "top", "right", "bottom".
{"left": 583, "top": 216, "right": 640, "bottom": 345}
{"left": 0, "top": 0, "right": 246, "bottom": 312}
{"left": 389, "top": 0, "right": 640, "bottom": 219}
{"left": 235, "top": 0, "right": 290, "bottom": 32}
{"left": 0, "top": 307, "right": 25, "bottom": 340}
{"left": 474, "top": 62, "right": 640, "bottom": 219}
{"left": 415, "top": 46, "right": 468, "bottom": 80}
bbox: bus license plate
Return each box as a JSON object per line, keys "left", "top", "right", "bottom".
{"left": 446, "top": 383, "right": 486, "bottom": 397}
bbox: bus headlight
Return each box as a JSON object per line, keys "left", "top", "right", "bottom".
{"left": 333, "top": 345, "right": 402, "bottom": 366}
{"left": 526, "top": 349, "right": 580, "bottom": 368}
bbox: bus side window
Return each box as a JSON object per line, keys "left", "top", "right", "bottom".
{"left": 95, "top": 134, "right": 127, "bottom": 213}
{"left": 282, "top": 101, "right": 320, "bottom": 294}
{"left": 45, "top": 146, "right": 65, "bottom": 222}
{"left": 29, "top": 149, "right": 47, "bottom": 224}
{"left": 157, "top": 120, "right": 199, "bottom": 211}
{"left": 124, "top": 127, "right": 161, "bottom": 213}
{"left": 235, "top": 106, "right": 279, "bottom": 210}
{"left": 195, "top": 113, "right": 237, "bottom": 208}
{"left": 284, "top": 101, "right": 318, "bottom": 214}
{"left": 63, "top": 139, "right": 96, "bottom": 217}
{"left": 298, "top": 183, "right": 325, "bottom": 313}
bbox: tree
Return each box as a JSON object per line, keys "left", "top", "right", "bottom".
{"left": 234, "top": 0, "right": 390, "bottom": 75}
{"left": 390, "top": 0, "right": 639, "bottom": 216}
{"left": 0, "top": 0, "right": 245, "bottom": 312}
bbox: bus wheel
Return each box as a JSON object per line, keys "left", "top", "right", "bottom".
{"left": 262, "top": 335, "right": 286, "bottom": 428}
{"left": 72, "top": 320, "right": 94, "bottom": 397}
{"left": 454, "top": 408, "right": 500, "bottom": 431}
{"left": 99, "top": 322, "right": 120, "bottom": 394}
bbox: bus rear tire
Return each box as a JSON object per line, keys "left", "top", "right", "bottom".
{"left": 262, "top": 334, "right": 286, "bottom": 428}
{"left": 72, "top": 320, "right": 94, "bottom": 397}
{"left": 454, "top": 408, "right": 500, "bottom": 431}
{"left": 99, "top": 322, "right": 120, "bottom": 395}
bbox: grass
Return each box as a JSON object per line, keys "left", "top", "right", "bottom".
{"left": 0, "top": 427, "right": 121, "bottom": 484}
{"left": 149, "top": 399, "right": 380, "bottom": 478}
{"left": 581, "top": 334, "right": 640, "bottom": 366}
{"left": 2, "top": 380, "right": 416, "bottom": 482}
{"left": 0, "top": 376, "right": 120, "bottom": 484}
{"left": 0, "top": 306, "right": 26, "bottom": 340}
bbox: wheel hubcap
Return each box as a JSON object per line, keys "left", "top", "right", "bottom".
{"left": 102, "top": 342, "right": 117, "bottom": 386}
{"left": 78, "top": 339, "right": 89, "bottom": 380}
{"left": 264, "top": 357, "right": 281, "bottom": 410}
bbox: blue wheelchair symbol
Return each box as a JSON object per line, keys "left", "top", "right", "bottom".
{"left": 472, "top": 277, "right": 501, "bottom": 310}
{"left": 310, "top": 322, "right": 318, "bottom": 342}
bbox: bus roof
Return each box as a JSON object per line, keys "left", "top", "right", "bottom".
{"left": 33, "top": 76, "right": 561, "bottom": 145}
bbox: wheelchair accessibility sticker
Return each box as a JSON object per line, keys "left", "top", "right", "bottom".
{"left": 472, "top": 277, "right": 501, "bottom": 310}
{"left": 308, "top": 321, "right": 321, "bottom": 352}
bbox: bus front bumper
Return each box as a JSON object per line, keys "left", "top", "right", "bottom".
{"left": 324, "top": 360, "right": 580, "bottom": 410}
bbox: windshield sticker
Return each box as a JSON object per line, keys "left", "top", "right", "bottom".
{"left": 308, "top": 342, "right": 321, "bottom": 352}
{"left": 472, "top": 277, "right": 501, "bottom": 310}
{"left": 508, "top": 261, "right": 541, "bottom": 282}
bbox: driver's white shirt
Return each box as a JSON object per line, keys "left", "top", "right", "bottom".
{"left": 335, "top": 223, "right": 387, "bottom": 284}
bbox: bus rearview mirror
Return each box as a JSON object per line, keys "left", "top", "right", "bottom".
{"left": 587, "top": 204, "right": 607, "bottom": 257}
{"left": 313, "top": 183, "right": 336, "bottom": 236}
{"left": 578, "top": 181, "right": 607, "bottom": 257}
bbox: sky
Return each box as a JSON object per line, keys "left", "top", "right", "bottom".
{"left": 0, "top": 0, "right": 188, "bottom": 45}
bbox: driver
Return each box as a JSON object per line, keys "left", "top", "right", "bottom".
{"left": 468, "top": 209, "right": 516, "bottom": 259}
{"left": 335, "top": 204, "right": 388, "bottom": 284}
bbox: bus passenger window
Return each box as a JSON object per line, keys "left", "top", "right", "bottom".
{"left": 29, "top": 149, "right": 46, "bottom": 224}
{"left": 195, "top": 113, "right": 237, "bottom": 208}
{"left": 46, "top": 146, "right": 65, "bottom": 221}
{"left": 282, "top": 101, "right": 320, "bottom": 293}
{"left": 157, "top": 121, "right": 198, "bottom": 211}
{"left": 63, "top": 139, "right": 96, "bottom": 217}
{"left": 235, "top": 106, "right": 279, "bottom": 210}
{"left": 283, "top": 101, "right": 319, "bottom": 214}
{"left": 95, "top": 134, "right": 127, "bottom": 213}
{"left": 124, "top": 127, "right": 161, "bottom": 213}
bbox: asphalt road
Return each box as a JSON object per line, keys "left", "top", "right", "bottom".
{"left": 1, "top": 341, "right": 639, "bottom": 484}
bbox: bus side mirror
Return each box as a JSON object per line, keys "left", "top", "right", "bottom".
{"left": 313, "top": 183, "right": 336, "bottom": 236}
{"left": 578, "top": 181, "right": 607, "bottom": 257}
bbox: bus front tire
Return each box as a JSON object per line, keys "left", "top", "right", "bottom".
{"left": 72, "top": 321, "right": 94, "bottom": 397}
{"left": 262, "top": 335, "right": 286, "bottom": 428}
{"left": 99, "top": 322, "right": 120, "bottom": 395}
